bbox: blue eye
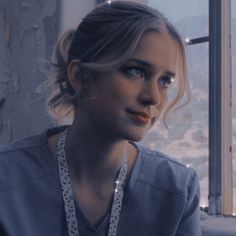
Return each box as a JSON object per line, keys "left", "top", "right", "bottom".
{"left": 158, "top": 75, "right": 175, "bottom": 88}
{"left": 123, "top": 67, "right": 145, "bottom": 78}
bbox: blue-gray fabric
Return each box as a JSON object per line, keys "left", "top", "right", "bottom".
{"left": 0, "top": 127, "right": 201, "bottom": 236}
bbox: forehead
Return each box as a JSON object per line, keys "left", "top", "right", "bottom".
{"left": 131, "top": 31, "right": 179, "bottom": 73}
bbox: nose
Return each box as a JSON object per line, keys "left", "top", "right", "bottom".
{"left": 138, "top": 80, "right": 162, "bottom": 106}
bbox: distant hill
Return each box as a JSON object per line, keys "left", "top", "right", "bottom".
{"left": 176, "top": 15, "right": 236, "bottom": 57}
{"left": 176, "top": 15, "right": 236, "bottom": 98}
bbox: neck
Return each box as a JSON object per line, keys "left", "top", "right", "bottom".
{"left": 65, "top": 122, "right": 130, "bottom": 185}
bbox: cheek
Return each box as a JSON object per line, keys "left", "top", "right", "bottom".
{"left": 156, "top": 87, "right": 168, "bottom": 106}
{"left": 153, "top": 90, "right": 169, "bottom": 117}
{"left": 102, "top": 80, "right": 138, "bottom": 103}
{"left": 111, "top": 87, "right": 136, "bottom": 101}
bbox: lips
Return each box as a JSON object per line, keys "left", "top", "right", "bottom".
{"left": 126, "top": 109, "right": 151, "bottom": 125}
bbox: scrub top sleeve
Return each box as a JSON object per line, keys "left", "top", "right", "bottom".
{"left": 176, "top": 170, "right": 202, "bottom": 236}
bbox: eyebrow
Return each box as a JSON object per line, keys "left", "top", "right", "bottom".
{"left": 125, "top": 58, "right": 176, "bottom": 77}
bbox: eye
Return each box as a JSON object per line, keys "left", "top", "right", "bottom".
{"left": 158, "top": 75, "right": 175, "bottom": 88}
{"left": 122, "top": 66, "right": 145, "bottom": 79}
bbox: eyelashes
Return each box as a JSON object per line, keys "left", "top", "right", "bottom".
{"left": 158, "top": 75, "right": 175, "bottom": 88}
{"left": 120, "top": 65, "right": 175, "bottom": 88}
{"left": 121, "top": 66, "right": 145, "bottom": 79}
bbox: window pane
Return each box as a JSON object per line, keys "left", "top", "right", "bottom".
{"left": 141, "top": 0, "right": 209, "bottom": 207}
{"left": 232, "top": 0, "right": 236, "bottom": 214}
{"left": 147, "top": 0, "right": 208, "bottom": 39}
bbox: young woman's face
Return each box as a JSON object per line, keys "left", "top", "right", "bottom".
{"left": 76, "top": 31, "right": 178, "bottom": 142}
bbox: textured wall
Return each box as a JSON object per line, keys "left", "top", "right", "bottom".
{"left": 61, "top": 0, "right": 95, "bottom": 32}
{"left": 0, "top": 0, "right": 60, "bottom": 144}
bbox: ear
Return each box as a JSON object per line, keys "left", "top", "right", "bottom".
{"left": 67, "top": 59, "right": 81, "bottom": 94}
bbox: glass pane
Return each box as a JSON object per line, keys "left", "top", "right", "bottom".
{"left": 232, "top": 0, "right": 236, "bottom": 215}
{"left": 147, "top": 0, "right": 208, "bottom": 39}
{"left": 141, "top": 0, "right": 209, "bottom": 207}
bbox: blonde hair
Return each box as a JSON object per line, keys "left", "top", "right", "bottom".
{"left": 46, "top": 1, "right": 190, "bottom": 125}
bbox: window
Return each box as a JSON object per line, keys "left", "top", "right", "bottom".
{"left": 96, "top": 0, "right": 234, "bottom": 216}
{"left": 142, "top": 0, "right": 209, "bottom": 209}
{"left": 144, "top": 0, "right": 235, "bottom": 215}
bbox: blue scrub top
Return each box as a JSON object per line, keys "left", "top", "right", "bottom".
{"left": 0, "top": 127, "right": 201, "bottom": 236}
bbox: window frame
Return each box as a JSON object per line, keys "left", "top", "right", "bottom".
{"left": 208, "top": 0, "right": 232, "bottom": 215}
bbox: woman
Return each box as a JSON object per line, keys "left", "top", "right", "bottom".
{"left": 0, "top": 1, "right": 201, "bottom": 236}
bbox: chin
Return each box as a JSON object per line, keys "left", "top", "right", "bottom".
{"left": 122, "top": 130, "right": 147, "bottom": 143}
{"left": 129, "top": 136, "right": 144, "bottom": 143}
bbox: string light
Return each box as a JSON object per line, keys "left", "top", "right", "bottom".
{"left": 185, "top": 38, "right": 191, "bottom": 45}
{"left": 200, "top": 201, "right": 207, "bottom": 208}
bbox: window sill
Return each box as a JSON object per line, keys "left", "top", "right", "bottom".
{"left": 201, "top": 211, "right": 236, "bottom": 236}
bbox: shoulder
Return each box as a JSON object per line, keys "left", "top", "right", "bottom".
{"left": 0, "top": 132, "right": 46, "bottom": 154}
{"left": 0, "top": 131, "right": 48, "bottom": 166}
{"left": 136, "top": 144, "right": 199, "bottom": 199}
{"left": 0, "top": 128, "right": 59, "bottom": 193}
